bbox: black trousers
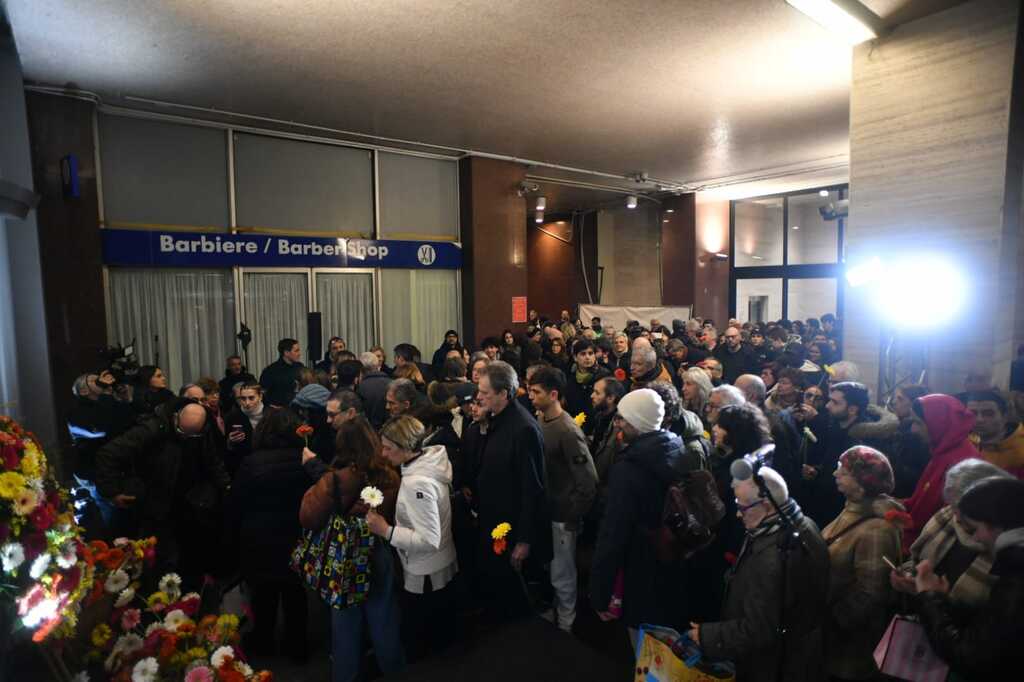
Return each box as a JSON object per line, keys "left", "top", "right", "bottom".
{"left": 401, "top": 574, "right": 457, "bottom": 663}
{"left": 248, "top": 576, "right": 308, "bottom": 657}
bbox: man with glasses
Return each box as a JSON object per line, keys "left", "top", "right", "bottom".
{"left": 715, "top": 327, "right": 758, "bottom": 385}
{"left": 96, "top": 397, "right": 229, "bottom": 587}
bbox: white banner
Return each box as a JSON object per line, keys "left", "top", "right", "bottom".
{"left": 578, "top": 304, "right": 693, "bottom": 334}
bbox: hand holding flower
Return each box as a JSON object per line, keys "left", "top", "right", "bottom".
{"left": 360, "top": 486, "right": 384, "bottom": 509}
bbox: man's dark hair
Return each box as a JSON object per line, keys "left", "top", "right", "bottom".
{"left": 777, "top": 367, "right": 806, "bottom": 389}
{"left": 226, "top": 354, "right": 242, "bottom": 363}
{"left": 393, "top": 343, "right": 417, "bottom": 363}
{"left": 716, "top": 403, "right": 771, "bottom": 456}
{"left": 596, "top": 377, "right": 626, "bottom": 404}
{"left": 751, "top": 329, "right": 765, "bottom": 338}
{"left": 277, "top": 338, "right": 298, "bottom": 356}
{"left": 595, "top": 337, "right": 613, "bottom": 355}
{"left": 239, "top": 381, "right": 262, "bottom": 394}
{"left": 831, "top": 381, "right": 870, "bottom": 417}
{"left": 958, "top": 477, "right": 1024, "bottom": 529}
{"left": 768, "top": 328, "right": 788, "bottom": 343}
{"left": 591, "top": 317, "right": 601, "bottom": 324}
{"left": 336, "top": 360, "right": 364, "bottom": 388}
{"left": 703, "top": 319, "right": 715, "bottom": 327}
{"left": 966, "top": 390, "right": 1009, "bottom": 414}
{"left": 253, "top": 407, "right": 303, "bottom": 450}
{"left": 329, "top": 389, "right": 364, "bottom": 415}
{"left": 806, "top": 318, "right": 821, "bottom": 330}
{"left": 527, "top": 365, "right": 566, "bottom": 398}
{"left": 328, "top": 336, "right": 344, "bottom": 347}
{"left": 821, "top": 313, "right": 836, "bottom": 324}
{"left": 481, "top": 336, "right": 501, "bottom": 350}
{"left": 443, "top": 356, "right": 468, "bottom": 380}
{"left": 336, "top": 350, "right": 357, "bottom": 363}
{"left": 572, "top": 338, "right": 595, "bottom": 357}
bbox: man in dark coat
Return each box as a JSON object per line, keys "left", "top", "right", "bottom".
{"left": 218, "top": 355, "right": 256, "bottom": 413}
{"left": 356, "top": 351, "right": 392, "bottom": 429}
{"left": 430, "top": 330, "right": 463, "bottom": 378}
{"left": 563, "top": 339, "right": 610, "bottom": 435}
{"left": 95, "top": 398, "right": 231, "bottom": 587}
{"left": 590, "top": 388, "right": 694, "bottom": 638}
{"left": 259, "top": 338, "right": 304, "bottom": 407}
{"left": 693, "top": 466, "right": 829, "bottom": 682}
{"left": 475, "top": 360, "right": 552, "bottom": 621}
{"left": 714, "top": 326, "right": 759, "bottom": 385}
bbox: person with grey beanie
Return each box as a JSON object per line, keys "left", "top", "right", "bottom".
{"left": 589, "top": 389, "right": 696, "bottom": 644}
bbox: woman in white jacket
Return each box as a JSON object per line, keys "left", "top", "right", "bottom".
{"left": 366, "top": 415, "right": 458, "bottom": 661}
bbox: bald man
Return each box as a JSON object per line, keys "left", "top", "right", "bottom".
{"left": 96, "top": 397, "right": 228, "bottom": 585}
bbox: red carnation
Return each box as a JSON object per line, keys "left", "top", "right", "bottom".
{"left": 21, "top": 532, "right": 47, "bottom": 560}
{"left": 2, "top": 444, "right": 19, "bottom": 470}
{"left": 30, "top": 504, "right": 56, "bottom": 531}
{"left": 63, "top": 565, "right": 82, "bottom": 594}
{"left": 614, "top": 368, "right": 627, "bottom": 381}
{"left": 724, "top": 551, "right": 738, "bottom": 567}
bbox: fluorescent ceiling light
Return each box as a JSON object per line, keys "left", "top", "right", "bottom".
{"left": 819, "top": 189, "right": 830, "bottom": 197}
{"left": 786, "top": 0, "right": 883, "bottom": 45}
{"left": 792, "top": 225, "right": 800, "bottom": 230}
{"left": 666, "top": 209, "right": 674, "bottom": 213}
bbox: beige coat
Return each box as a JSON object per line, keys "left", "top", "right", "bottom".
{"left": 821, "top": 496, "right": 903, "bottom": 680}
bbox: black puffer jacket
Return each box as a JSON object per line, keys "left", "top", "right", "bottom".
{"left": 918, "top": 529, "right": 1024, "bottom": 678}
{"left": 700, "top": 502, "right": 830, "bottom": 682}
{"left": 589, "top": 429, "right": 694, "bottom": 629}
{"left": 224, "top": 446, "right": 310, "bottom": 582}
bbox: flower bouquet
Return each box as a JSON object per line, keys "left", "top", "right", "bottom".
{"left": 1, "top": 416, "right": 93, "bottom": 644}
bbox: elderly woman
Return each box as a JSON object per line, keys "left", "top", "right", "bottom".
{"left": 821, "top": 447, "right": 904, "bottom": 681}
{"left": 367, "top": 415, "right": 458, "bottom": 662}
{"left": 681, "top": 367, "right": 713, "bottom": 431}
{"left": 764, "top": 367, "right": 806, "bottom": 414}
{"left": 891, "top": 458, "right": 1012, "bottom": 609}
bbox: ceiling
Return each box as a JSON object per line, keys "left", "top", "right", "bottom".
{"left": 5, "top": 0, "right": 963, "bottom": 193}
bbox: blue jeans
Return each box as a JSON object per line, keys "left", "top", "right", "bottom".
{"left": 331, "top": 546, "right": 406, "bottom": 682}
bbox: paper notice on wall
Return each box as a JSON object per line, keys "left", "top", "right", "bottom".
{"left": 512, "top": 296, "right": 528, "bottom": 323}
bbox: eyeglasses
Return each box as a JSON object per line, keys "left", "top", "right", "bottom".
{"left": 736, "top": 499, "right": 764, "bottom": 514}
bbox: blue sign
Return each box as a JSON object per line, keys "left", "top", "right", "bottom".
{"left": 101, "top": 229, "right": 462, "bottom": 269}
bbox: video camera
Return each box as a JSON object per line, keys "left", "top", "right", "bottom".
{"left": 98, "top": 338, "right": 140, "bottom": 385}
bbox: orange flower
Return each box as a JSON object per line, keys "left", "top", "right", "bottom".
{"left": 492, "top": 538, "right": 507, "bottom": 555}
{"left": 296, "top": 425, "right": 314, "bottom": 439}
{"left": 159, "top": 633, "right": 179, "bottom": 660}
{"left": 89, "top": 540, "right": 110, "bottom": 554}
{"left": 101, "top": 548, "right": 125, "bottom": 570}
{"left": 177, "top": 622, "right": 196, "bottom": 637}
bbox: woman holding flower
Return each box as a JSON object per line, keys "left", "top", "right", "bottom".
{"left": 299, "top": 416, "right": 403, "bottom": 682}
{"left": 821, "top": 446, "right": 904, "bottom": 680}
{"left": 366, "top": 415, "right": 458, "bottom": 661}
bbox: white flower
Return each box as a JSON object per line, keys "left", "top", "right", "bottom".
{"left": 210, "top": 645, "right": 235, "bottom": 669}
{"left": 113, "top": 537, "right": 130, "bottom": 546}
{"left": 163, "top": 609, "right": 189, "bottom": 632}
{"left": 144, "top": 622, "right": 163, "bottom": 636}
{"left": 116, "top": 633, "right": 143, "bottom": 654}
{"left": 20, "top": 595, "right": 59, "bottom": 627}
{"left": 360, "top": 485, "right": 384, "bottom": 508}
{"left": 131, "top": 657, "right": 159, "bottom": 682}
{"left": 104, "top": 569, "right": 129, "bottom": 594}
{"left": 56, "top": 542, "right": 78, "bottom": 569}
{"left": 71, "top": 672, "right": 89, "bottom": 682}
{"left": 1, "top": 543, "right": 25, "bottom": 573}
{"left": 181, "top": 591, "right": 201, "bottom": 603}
{"left": 114, "top": 586, "right": 135, "bottom": 608}
{"left": 158, "top": 572, "right": 182, "bottom": 599}
{"left": 235, "top": 660, "right": 254, "bottom": 677}
{"left": 29, "top": 553, "right": 51, "bottom": 580}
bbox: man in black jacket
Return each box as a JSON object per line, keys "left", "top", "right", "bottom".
{"left": 218, "top": 355, "right": 256, "bottom": 413}
{"left": 715, "top": 326, "right": 758, "bottom": 385}
{"left": 692, "top": 466, "right": 829, "bottom": 682}
{"left": 96, "top": 398, "right": 230, "bottom": 586}
{"left": 357, "top": 351, "right": 391, "bottom": 429}
{"left": 590, "top": 388, "right": 694, "bottom": 642}
{"left": 259, "top": 338, "right": 304, "bottom": 407}
{"left": 475, "top": 361, "right": 551, "bottom": 621}
{"left": 564, "top": 339, "right": 610, "bottom": 435}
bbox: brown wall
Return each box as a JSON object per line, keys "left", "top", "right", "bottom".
{"left": 459, "top": 156, "right": 528, "bottom": 346}
{"left": 25, "top": 92, "right": 107, "bottom": 444}
{"left": 694, "top": 199, "right": 730, "bottom": 324}
{"left": 526, "top": 212, "right": 597, "bottom": 319}
{"left": 661, "top": 194, "right": 696, "bottom": 305}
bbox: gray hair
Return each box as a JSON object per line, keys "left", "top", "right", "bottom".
{"left": 481, "top": 360, "right": 519, "bottom": 399}
{"left": 830, "top": 361, "right": 860, "bottom": 383}
{"left": 387, "top": 378, "right": 419, "bottom": 405}
{"left": 686, "top": 319, "right": 702, "bottom": 334}
{"left": 72, "top": 373, "right": 92, "bottom": 397}
{"left": 711, "top": 384, "right": 746, "bottom": 408}
{"left": 359, "top": 351, "right": 381, "bottom": 372}
{"left": 633, "top": 345, "right": 657, "bottom": 370}
{"left": 735, "top": 374, "right": 766, "bottom": 405}
{"left": 942, "top": 458, "right": 1013, "bottom": 505}
{"left": 613, "top": 332, "right": 629, "bottom": 343}
{"left": 682, "top": 368, "right": 713, "bottom": 405}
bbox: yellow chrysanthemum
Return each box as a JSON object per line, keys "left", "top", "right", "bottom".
{"left": 573, "top": 412, "right": 587, "bottom": 427}
{"left": 91, "top": 623, "right": 112, "bottom": 648}
{"left": 0, "top": 471, "right": 26, "bottom": 499}
{"left": 491, "top": 522, "right": 511, "bottom": 540}
{"left": 186, "top": 646, "right": 208, "bottom": 661}
{"left": 216, "top": 613, "right": 240, "bottom": 632}
{"left": 20, "top": 444, "right": 43, "bottom": 478}
{"left": 146, "top": 591, "right": 169, "bottom": 608}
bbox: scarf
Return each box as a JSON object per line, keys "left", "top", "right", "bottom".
{"left": 575, "top": 367, "right": 595, "bottom": 385}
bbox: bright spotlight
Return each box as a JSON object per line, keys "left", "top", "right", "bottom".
{"left": 536, "top": 196, "right": 547, "bottom": 211}
{"left": 626, "top": 195, "right": 638, "bottom": 209}
{"left": 849, "top": 255, "right": 967, "bottom": 329}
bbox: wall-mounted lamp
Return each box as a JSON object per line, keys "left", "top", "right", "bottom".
{"left": 536, "top": 196, "right": 547, "bottom": 211}
{"left": 626, "top": 195, "right": 638, "bottom": 209}
{"left": 534, "top": 210, "right": 544, "bottom": 224}
{"left": 698, "top": 251, "right": 730, "bottom": 265}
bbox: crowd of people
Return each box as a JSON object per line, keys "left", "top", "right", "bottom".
{"left": 63, "top": 311, "right": 1024, "bottom": 681}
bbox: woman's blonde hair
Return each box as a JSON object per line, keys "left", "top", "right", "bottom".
{"left": 394, "top": 362, "right": 425, "bottom": 386}
{"left": 380, "top": 414, "right": 427, "bottom": 452}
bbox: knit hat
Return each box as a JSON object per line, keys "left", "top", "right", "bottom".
{"left": 617, "top": 388, "right": 664, "bottom": 434}
{"left": 291, "top": 384, "right": 330, "bottom": 410}
{"left": 839, "top": 446, "right": 895, "bottom": 497}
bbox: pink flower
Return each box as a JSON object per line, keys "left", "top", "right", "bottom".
{"left": 184, "top": 667, "right": 215, "bottom": 682}
{"left": 121, "top": 608, "right": 141, "bottom": 631}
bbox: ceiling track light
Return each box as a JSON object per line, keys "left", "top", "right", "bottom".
{"left": 536, "top": 196, "right": 547, "bottom": 211}
{"left": 626, "top": 195, "right": 638, "bottom": 209}
{"left": 785, "top": 0, "right": 886, "bottom": 45}
{"left": 534, "top": 210, "right": 544, "bottom": 224}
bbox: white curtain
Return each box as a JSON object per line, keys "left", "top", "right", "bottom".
{"left": 108, "top": 268, "right": 235, "bottom": 389}
{"left": 381, "top": 269, "right": 459, "bottom": 357}
{"left": 242, "top": 272, "right": 308, "bottom": 373}
{"left": 315, "top": 272, "right": 376, "bottom": 355}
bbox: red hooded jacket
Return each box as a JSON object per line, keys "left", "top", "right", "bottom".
{"left": 903, "top": 394, "right": 979, "bottom": 548}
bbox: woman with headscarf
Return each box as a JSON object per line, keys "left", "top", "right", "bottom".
{"left": 821, "top": 447, "right": 904, "bottom": 681}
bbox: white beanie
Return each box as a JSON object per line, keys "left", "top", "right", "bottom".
{"left": 617, "top": 388, "right": 664, "bottom": 434}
